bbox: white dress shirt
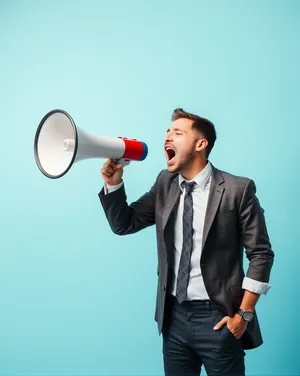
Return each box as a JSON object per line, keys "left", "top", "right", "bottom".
{"left": 104, "top": 163, "right": 271, "bottom": 298}
{"left": 169, "top": 161, "right": 212, "bottom": 299}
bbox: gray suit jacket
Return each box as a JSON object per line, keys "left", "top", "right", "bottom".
{"left": 99, "top": 164, "right": 274, "bottom": 350}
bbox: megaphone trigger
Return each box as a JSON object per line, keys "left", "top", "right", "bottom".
{"left": 113, "top": 158, "right": 131, "bottom": 167}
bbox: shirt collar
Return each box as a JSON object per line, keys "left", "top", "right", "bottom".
{"left": 178, "top": 161, "right": 212, "bottom": 191}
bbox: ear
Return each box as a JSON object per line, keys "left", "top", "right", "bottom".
{"left": 195, "top": 138, "right": 208, "bottom": 152}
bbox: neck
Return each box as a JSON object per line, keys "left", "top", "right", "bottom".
{"left": 180, "top": 159, "right": 208, "bottom": 180}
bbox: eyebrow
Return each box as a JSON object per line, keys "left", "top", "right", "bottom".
{"left": 166, "top": 128, "right": 186, "bottom": 133}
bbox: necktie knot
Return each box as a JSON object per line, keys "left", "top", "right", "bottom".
{"left": 182, "top": 181, "right": 196, "bottom": 194}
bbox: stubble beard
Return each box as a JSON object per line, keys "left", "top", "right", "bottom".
{"left": 169, "top": 152, "right": 196, "bottom": 175}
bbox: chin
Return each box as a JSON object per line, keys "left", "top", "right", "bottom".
{"left": 167, "top": 164, "right": 179, "bottom": 173}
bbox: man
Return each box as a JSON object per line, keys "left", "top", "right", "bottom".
{"left": 98, "top": 108, "right": 274, "bottom": 376}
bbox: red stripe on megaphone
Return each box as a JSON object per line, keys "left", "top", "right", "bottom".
{"left": 120, "top": 137, "right": 147, "bottom": 161}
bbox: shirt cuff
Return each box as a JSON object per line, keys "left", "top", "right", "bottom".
{"left": 104, "top": 181, "right": 124, "bottom": 194}
{"left": 242, "top": 277, "right": 272, "bottom": 295}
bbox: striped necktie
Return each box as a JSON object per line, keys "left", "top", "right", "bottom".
{"left": 175, "top": 181, "right": 196, "bottom": 303}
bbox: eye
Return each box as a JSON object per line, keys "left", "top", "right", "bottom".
{"left": 176, "top": 132, "right": 182, "bottom": 135}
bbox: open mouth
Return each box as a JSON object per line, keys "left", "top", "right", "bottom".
{"left": 165, "top": 146, "right": 176, "bottom": 163}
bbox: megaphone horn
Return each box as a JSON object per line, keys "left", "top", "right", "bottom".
{"left": 34, "top": 109, "right": 148, "bottom": 179}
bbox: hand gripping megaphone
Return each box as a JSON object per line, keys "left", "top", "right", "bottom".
{"left": 34, "top": 109, "right": 148, "bottom": 179}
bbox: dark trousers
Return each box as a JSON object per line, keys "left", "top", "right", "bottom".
{"left": 162, "top": 294, "right": 245, "bottom": 376}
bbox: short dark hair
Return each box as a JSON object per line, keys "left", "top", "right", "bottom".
{"left": 171, "top": 108, "right": 217, "bottom": 157}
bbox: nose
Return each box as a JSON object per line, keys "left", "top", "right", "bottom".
{"left": 164, "top": 131, "right": 173, "bottom": 143}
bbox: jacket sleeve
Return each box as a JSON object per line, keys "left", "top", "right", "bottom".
{"left": 98, "top": 171, "right": 163, "bottom": 235}
{"left": 239, "top": 179, "right": 275, "bottom": 283}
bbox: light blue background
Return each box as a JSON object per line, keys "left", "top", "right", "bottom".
{"left": 0, "top": 0, "right": 299, "bottom": 375}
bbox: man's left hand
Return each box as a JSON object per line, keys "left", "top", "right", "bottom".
{"left": 213, "top": 314, "right": 248, "bottom": 339}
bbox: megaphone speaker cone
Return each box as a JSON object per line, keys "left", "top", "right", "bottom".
{"left": 34, "top": 109, "right": 78, "bottom": 179}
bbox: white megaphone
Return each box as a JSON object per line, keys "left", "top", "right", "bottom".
{"left": 34, "top": 109, "right": 148, "bottom": 179}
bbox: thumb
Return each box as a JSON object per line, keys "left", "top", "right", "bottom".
{"left": 213, "top": 316, "right": 229, "bottom": 330}
{"left": 115, "top": 164, "right": 124, "bottom": 171}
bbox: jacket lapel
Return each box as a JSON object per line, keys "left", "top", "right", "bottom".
{"left": 201, "top": 166, "right": 225, "bottom": 250}
{"left": 162, "top": 175, "right": 181, "bottom": 230}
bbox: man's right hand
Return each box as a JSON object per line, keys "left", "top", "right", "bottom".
{"left": 101, "top": 159, "right": 124, "bottom": 186}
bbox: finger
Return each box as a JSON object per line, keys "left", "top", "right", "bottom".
{"left": 107, "top": 159, "right": 116, "bottom": 168}
{"left": 101, "top": 170, "right": 110, "bottom": 177}
{"left": 227, "top": 322, "right": 246, "bottom": 339}
{"left": 213, "top": 316, "right": 229, "bottom": 330}
{"left": 102, "top": 164, "right": 114, "bottom": 174}
{"left": 231, "top": 329, "right": 241, "bottom": 339}
{"left": 115, "top": 164, "right": 124, "bottom": 171}
{"left": 107, "top": 165, "right": 115, "bottom": 174}
{"left": 235, "top": 326, "right": 247, "bottom": 339}
{"left": 101, "top": 168, "right": 113, "bottom": 177}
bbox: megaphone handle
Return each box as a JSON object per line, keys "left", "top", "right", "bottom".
{"left": 114, "top": 158, "right": 131, "bottom": 167}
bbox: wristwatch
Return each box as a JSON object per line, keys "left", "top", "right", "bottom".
{"left": 237, "top": 308, "right": 254, "bottom": 322}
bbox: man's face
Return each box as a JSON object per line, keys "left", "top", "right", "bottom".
{"left": 164, "top": 118, "right": 202, "bottom": 173}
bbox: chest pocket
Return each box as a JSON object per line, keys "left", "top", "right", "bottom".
{"left": 215, "top": 207, "right": 238, "bottom": 237}
{"left": 218, "top": 206, "right": 236, "bottom": 219}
